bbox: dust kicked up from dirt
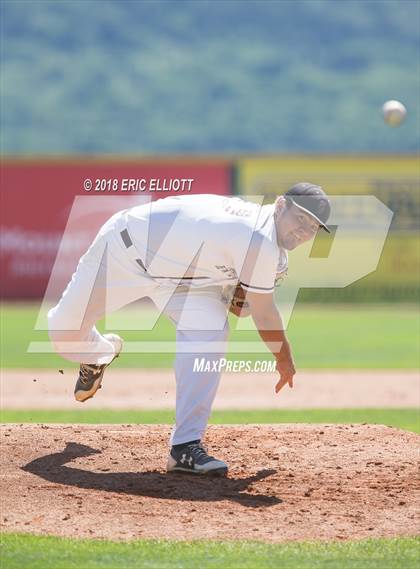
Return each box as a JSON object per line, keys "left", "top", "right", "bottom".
{"left": 1, "top": 424, "right": 419, "bottom": 542}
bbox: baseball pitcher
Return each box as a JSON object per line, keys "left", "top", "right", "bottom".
{"left": 48, "top": 183, "right": 330, "bottom": 476}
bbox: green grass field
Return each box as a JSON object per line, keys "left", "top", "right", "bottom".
{"left": 1, "top": 302, "right": 419, "bottom": 369}
{"left": 1, "top": 408, "right": 419, "bottom": 433}
{"left": 1, "top": 534, "right": 418, "bottom": 569}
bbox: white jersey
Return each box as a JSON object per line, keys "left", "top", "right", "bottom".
{"left": 122, "top": 194, "right": 287, "bottom": 294}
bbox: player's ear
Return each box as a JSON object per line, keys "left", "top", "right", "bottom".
{"left": 274, "top": 196, "right": 287, "bottom": 215}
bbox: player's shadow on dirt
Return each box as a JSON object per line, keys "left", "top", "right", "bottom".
{"left": 22, "top": 442, "right": 281, "bottom": 508}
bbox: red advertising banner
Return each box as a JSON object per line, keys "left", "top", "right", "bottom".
{"left": 0, "top": 159, "right": 232, "bottom": 299}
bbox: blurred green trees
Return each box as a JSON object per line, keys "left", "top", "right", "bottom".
{"left": 1, "top": 0, "right": 418, "bottom": 154}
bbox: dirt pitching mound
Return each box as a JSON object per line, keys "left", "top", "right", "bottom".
{"left": 1, "top": 424, "right": 419, "bottom": 542}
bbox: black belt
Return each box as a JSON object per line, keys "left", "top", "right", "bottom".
{"left": 120, "top": 228, "right": 211, "bottom": 283}
{"left": 120, "top": 229, "right": 147, "bottom": 271}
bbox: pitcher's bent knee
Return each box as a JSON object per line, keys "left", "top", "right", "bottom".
{"left": 47, "top": 307, "right": 85, "bottom": 357}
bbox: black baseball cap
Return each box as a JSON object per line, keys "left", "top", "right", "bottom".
{"left": 285, "top": 182, "right": 331, "bottom": 233}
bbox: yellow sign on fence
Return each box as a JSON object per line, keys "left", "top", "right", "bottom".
{"left": 236, "top": 155, "right": 419, "bottom": 231}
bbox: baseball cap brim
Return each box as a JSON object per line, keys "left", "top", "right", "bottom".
{"left": 288, "top": 198, "right": 331, "bottom": 233}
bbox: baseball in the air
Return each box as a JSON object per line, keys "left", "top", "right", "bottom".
{"left": 382, "top": 100, "right": 407, "bottom": 126}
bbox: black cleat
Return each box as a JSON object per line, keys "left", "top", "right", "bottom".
{"left": 74, "top": 334, "right": 123, "bottom": 402}
{"left": 167, "top": 442, "right": 228, "bottom": 476}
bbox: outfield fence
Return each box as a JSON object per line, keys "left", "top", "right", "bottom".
{"left": 1, "top": 155, "right": 418, "bottom": 301}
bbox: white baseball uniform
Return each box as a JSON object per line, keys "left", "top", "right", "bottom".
{"left": 48, "top": 194, "right": 287, "bottom": 445}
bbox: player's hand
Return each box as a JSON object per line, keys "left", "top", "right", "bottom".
{"left": 275, "top": 344, "right": 296, "bottom": 393}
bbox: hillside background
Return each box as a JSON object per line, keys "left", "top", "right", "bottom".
{"left": 1, "top": 0, "right": 418, "bottom": 154}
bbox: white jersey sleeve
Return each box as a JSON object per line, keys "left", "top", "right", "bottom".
{"left": 236, "top": 233, "right": 278, "bottom": 294}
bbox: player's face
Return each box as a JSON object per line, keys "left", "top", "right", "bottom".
{"left": 276, "top": 203, "right": 319, "bottom": 250}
